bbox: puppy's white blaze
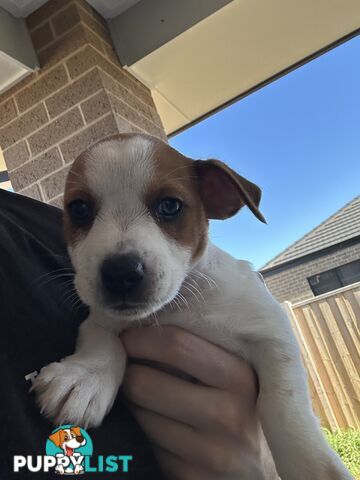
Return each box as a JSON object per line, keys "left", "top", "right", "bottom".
{"left": 70, "top": 135, "right": 193, "bottom": 316}
{"left": 87, "top": 136, "right": 154, "bottom": 204}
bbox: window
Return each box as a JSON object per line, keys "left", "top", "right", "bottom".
{"left": 338, "top": 260, "right": 360, "bottom": 286}
{"left": 308, "top": 260, "right": 360, "bottom": 296}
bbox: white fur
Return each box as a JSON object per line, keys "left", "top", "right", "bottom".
{"left": 70, "top": 136, "right": 192, "bottom": 320}
{"left": 34, "top": 321, "right": 126, "bottom": 428}
{"left": 33, "top": 136, "right": 353, "bottom": 480}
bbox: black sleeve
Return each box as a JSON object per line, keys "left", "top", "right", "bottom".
{"left": 0, "top": 189, "right": 163, "bottom": 479}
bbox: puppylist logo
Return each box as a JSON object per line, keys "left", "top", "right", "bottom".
{"left": 45, "top": 425, "right": 92, "bottom": 475}
{"left": 13, "top": 425, "right": 133, "bottom": 475}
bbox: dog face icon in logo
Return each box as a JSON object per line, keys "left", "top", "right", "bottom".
{"left": 49, "top": 427, "right": 86, "bottom": 456}
{"left": 46, "top": 425, "right": 93, "bottom": 475}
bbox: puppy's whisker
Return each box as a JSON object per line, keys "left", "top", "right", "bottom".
{"left": 32, "top": 267, "right": 74, "bottom": 284}
{"left": 169, "top": 296, "right": 182, "bottom": 312}
{"left": 61, "top": 278, "right": 76, "bottom": 286}
{"left": 149, "top": 311, "right": 162, "bottom": 331}
{"left": 62, "top": 287, "right": 82, "bottom": 307}
{"left": 65, "top": 180, "right": 82, "bottom": 186}
{"left": 34, "top": 273, "right": 75, "bottom": 289}
{"left": 58, "top": 282, "right": 77, "bottom": 300}
{"left": 155, "top": 164, "right": 192, "bottom": 183}
{"left": 49, "top": 282, "right": 76, "bottom": 300}
{"left": 175, "top": 292, "right": 190, "bottom": 310}
{"left": 39, "top": 272, "right": 74, "bottom": 282}
{"left": 184, "top": 279, "right": 206, "bottom": 302}
{"left": 161, "top": 175, "right": 199, "bottom": 182}
{"left": 191, "top": 270, "right": 217, "bottom": 289}
{"left": 181, "top": 283, "right": 203, "bottom": 305}
{"left": 186, "top": 276, "right": 204, "bottom": 294}
{"left": 38, "top": 253, "right": 70, "bottom": 261}
{"left": 68, "top": 169, "right": 84, "bottom": 180}
{"left": 67, "top": 295, "right": 83, "bottom": 313}
{"left": 63, "top": 291, "right": 79, "bottom": 306}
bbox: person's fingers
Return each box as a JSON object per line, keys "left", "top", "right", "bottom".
{"left": 122, "top": 364, "right": 252, "bottom": 436}
{"left": 129, "top": 405, "right": 248, "bottom": 477}
{"left": 121, "top": 326, "right": 256, "bottom": 396}
{"left": 152, "top": 446, "right": 220, "bottom": 480}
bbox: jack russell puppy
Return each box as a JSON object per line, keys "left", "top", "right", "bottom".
{"left": 33, "top": 133, "right": 352, "bottom": 479}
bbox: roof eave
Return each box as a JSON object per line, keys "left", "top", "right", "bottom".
{"left": 260, "top": 235, "right": 360, "bottom": 276}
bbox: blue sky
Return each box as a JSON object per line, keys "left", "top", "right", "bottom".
{"left": 170, "top": 35, "right": 360, "bottom": 270}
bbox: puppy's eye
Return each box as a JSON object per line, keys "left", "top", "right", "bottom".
{"left": 68, "top": 199, "right": 93, "bottom": 225}
{"left": 156, "top": 197, "right": 183, "bottom": 220}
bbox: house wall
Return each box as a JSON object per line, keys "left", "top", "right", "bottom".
{"left": 0, "top": 0, "right": 166, "bottom": 207}
{"left": 262, "top": 242, "right": 360, "bottom": 303}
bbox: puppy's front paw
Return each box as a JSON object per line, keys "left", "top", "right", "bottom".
{"left": 32, "top": 359, "right": 122, "bottom": 428}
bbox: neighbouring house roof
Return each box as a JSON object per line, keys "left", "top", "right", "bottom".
{"left": 261, "top": 195, "right": 360, "bottom": 270}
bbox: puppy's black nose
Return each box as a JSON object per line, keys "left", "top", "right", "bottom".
{"left": 101, "top": 254, "right": 145, "bottom": 297}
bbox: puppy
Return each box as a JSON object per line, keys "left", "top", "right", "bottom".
{"left": 34, "top": 133, "right": 353, "bottom": 479}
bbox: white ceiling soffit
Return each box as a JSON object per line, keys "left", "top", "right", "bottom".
{"left": 86, "top": 0, "right": 141, "bottom": 19}
{"left": 0, "top": 51, "right": 32, "bottom": 94}
{"left": 127, "top": 0, "right": 360, "bottom": 136}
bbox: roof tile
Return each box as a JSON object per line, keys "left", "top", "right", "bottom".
{"left": 262, "top": 196, "right": 360, "bottom": 269}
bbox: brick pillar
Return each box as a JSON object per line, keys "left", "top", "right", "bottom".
{"left": 0, "top": 0, "right": 166, "bottom": 207}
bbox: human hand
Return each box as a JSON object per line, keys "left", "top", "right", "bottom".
{"left": 121, "top": 326, "right": 278, "bottom": 479}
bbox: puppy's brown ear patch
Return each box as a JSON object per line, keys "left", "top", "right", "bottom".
{"left": 194, "top": 159, "right": 266, "bottom": 223}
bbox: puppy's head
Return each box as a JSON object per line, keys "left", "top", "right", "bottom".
{"left": 64, "top": 133, "right": 264, "bottom": 320}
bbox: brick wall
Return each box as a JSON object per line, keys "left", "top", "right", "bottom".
{"left": 0, "top": 0, "right": 166, "bottom": 207}
{"left": 262, "top": 242, "right": 360, "bottom": 303}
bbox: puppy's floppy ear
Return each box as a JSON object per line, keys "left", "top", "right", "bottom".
{"left": 194, "top": 159, "right": 266, "bottom": 223}
{"left": 49, "top": 430, "right": 64, "bottom": 447}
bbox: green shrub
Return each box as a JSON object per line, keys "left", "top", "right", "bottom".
{"left": 323, "top": 428, "right": 360, "bottom": 479}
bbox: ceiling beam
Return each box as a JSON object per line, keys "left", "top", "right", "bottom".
{"left": 109, "top": 0, "right": 233, "bottom": 66}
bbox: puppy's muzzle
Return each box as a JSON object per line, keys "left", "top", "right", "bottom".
{"left": 101, "top": 253, "right": 145, "bottom": 305}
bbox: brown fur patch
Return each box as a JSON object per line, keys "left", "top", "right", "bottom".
{"left": 63, "top": 133, "right": 263, "bottom": 264}
{"left": 63, "top": 153, "right": 97, "bottom": 247}
{"left": 63, "top": 134, "right": 210, "bottom": 262}
{"left": 145, "top": 140, "right": 209, "bottom": 262}
{"left": 195, "top": 159, "right": 265, "bottom": 222}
